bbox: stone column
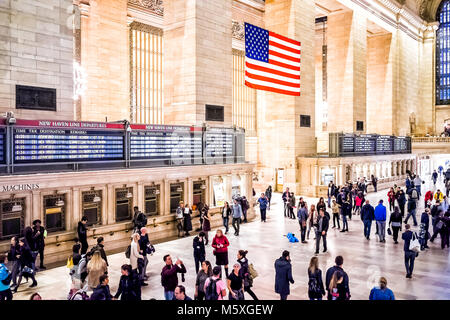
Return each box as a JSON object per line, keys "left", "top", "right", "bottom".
{"left": 259, "top": 0, "right": 316, "bottom": 195}
{"left": 164, "top": 180, "right": 170, "bottom": 216}
{"left": 223, "top": 175, "right": 233, "bottom": 204}
{"left": 327, "top": 10, "right": 367, "bottom": 133}
{"left": 106, "top": 185, "right": 115, "bottom": 225}
{"left": 164, "top": 0, "right": 232, "bottom": 126}
{"left": 367, "top": 33, "right": 395, "bottom": 135}
{"left": 419, "top": 23, "right": 438, "bottom": 135}
{"left": 137, "top": 182, "right": 144, "bottom": 212}
{"left": 72, "top": 187, "right": 81, "bottom": 231}
{"left": 313, "top": 165, "right": 319, "bottom": 187}
{"left": 187, "top": 178, "right": 193, "bottom": 207}
{"left": 31, "top": 191, "right": 41, "bottom": 228}
{"left": 65, "top": 190, "right": 73, "bottom": 232}
{"left": 338, "top": 164, "right": 344, "bottom": 185}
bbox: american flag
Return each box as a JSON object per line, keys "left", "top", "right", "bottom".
{"left": 244, "top": 22, "right": 301, "bottom": 96}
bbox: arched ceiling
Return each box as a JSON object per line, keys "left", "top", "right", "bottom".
{"left": 415, "top": 0, "right": 443, "bottom": 22}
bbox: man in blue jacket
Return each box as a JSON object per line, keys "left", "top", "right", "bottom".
{"left": 0, "top": 254, "right": 12, "bottom": 301}
{"left": 257, "top": 193, "right": 269, "bottom": 222}
{"left": 361, "top": 200, "right": 375, "bottom": 240}
{"left": 375, "top": 200, "right": 387, "bottom": 242}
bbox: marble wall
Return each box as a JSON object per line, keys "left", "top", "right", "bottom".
{"left": 0, "top": 0, "right": 74, "bottom": 120}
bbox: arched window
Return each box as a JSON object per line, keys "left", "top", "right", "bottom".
{"left": 436, "top": 0, "right": 450, "bottom": 105}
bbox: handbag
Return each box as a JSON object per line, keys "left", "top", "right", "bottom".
{"left": 22, "top": 266, "right": 33, "bottom": 275}
{"left": 436, "top": 220, "right": 444, "bottom": 230}
{"left": 146, "top": 243, "right": 155, "bottom": 255}
{"left": 248, "top": 263, "right": 258, "bottom": 279}
{"left": 387, "top": 227, "right": 392, "bottom": 236}
{"left": 409, "top": 232, "right": 421, "bottom": 253}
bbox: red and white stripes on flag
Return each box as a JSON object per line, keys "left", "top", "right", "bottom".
{"left": 244, "top": 23, "right": 301, "bottom": 96}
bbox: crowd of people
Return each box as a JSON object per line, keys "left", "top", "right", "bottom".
{"left": 0, "top": 168, "right": 449, "bottom": 301}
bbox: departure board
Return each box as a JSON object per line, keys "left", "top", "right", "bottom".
{"left": 0, "top": 127, "right": 5, "bottom": 163}
{"left": 376, "top": 135, "right": 394, "bottom": 152}
{"left": 130, "top": 124, "right": 203, "bottom": 161}
{"left": 205, "top": 127, "right": 234, "bottom": 163}
{"left": 337, "top": 133, "right": 411, "bottom": 156}
{"left": 355, "top": 135, "right": 376, "bottom": 153}
{"left": 13, "top": 120, "right": 125, "bottom": 163}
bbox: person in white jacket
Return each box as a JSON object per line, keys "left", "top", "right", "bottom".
{"left": 130, "top": 233, "right": 144, "bottom": 273}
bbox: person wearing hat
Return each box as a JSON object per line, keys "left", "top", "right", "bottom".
{"left": 369, "top": 277, "right": 395, "bottom": 300}
{"left": 31, "top": 219, "right": 46, "bottom": 270}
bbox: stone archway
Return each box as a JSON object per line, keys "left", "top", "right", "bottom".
{"left": 418, "top": 0, "right": 444, "bottom": 22}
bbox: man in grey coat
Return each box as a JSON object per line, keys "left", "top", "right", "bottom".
{"left": 232, "top": 199, "right": 243, "bottom": 236}
{"left": 297, "top": 203, "right": 309, "bottom": 243}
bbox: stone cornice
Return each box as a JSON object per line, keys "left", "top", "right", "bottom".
{"left": 128, "top": 0, "right": 163, "bottom": 16}
{"left": 234, "top": 0, "right": 265, "bottom": 12}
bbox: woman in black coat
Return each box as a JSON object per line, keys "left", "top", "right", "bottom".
{"left": 7, "top": 237, "right": 20, "bottom": 288}
{"left": 12, "top": 238, "right": 37, "bottom": 292}
{"left": 192, "top": 232, "right": 206, "bottom": 274}
{"left": 114, "top": 265, "right": 141, "bottom": 301}
{"left": 237, "top": 250, "right": 258, "bottom": 300}
{"left": 307, "top": 257, "right": 325, "bottom": 300}
{"left": 183, "top": 204, "right": 193, "bottom": 236}
{"left": 274, "top": 251, "right": 294, "bottom": 300}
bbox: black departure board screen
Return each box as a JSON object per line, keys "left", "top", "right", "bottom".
{"left": 130, "top": 125, "right": 203, "bottom": 162}
{"left": 0, "top": 127, "right": 5, "bottom": 163}
{"left": 13, "top": 120, "right": 125, "bottom": 163}
{"left": 376, "top": 135, "right": 394, "bottom": 153}
{"left": 338, "top": 133, "right": 411, "bottom": 156}
{"left": 204, "top": 127, "right": 234, "bottom": 163}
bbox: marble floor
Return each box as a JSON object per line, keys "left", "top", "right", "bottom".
{"left": 12, "top": 173, "right": 450, "bottom": 300}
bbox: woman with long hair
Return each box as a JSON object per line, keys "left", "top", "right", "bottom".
{"left": 221, "top": 202, "right": 231, "bottom": 234}
{"left": 307, "top": 257, "right": 325, "bottom": 300}
{"left": 195, "top": 260, "right": 212, "bottom": 300}
{"left": 307, "top": 204, "right": 316, "bottom": 240}
{"left": 316, "top": 197, "right": 326, "bottom": 214}
{"left": 87, "top": 250, "right": 107, "bottom": 289}
{"left": 237, "top": 250, "right": 258, "bottom": 300}
{"left": 129, "top": 233, "right": 144, "bottom": 275}
{"left": 328, "top": 271, "right": 348, "bottom": 300}
{"left": 12, "top": 238, "right": 37, "bottom": 293}
{"left": 202, "top": 205, "right": 211, "bottom": 245}
{"left": 183, "top": 204, "right": 193, "bottom": 236}
{"left": 212, "top": 229, "right": 230, "bottom": 277}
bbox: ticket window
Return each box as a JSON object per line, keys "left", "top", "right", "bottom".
{"left": 115, "top": 188, "right": 133, "bottom": 222}
{"left": 0, "top": 198, "right": 25, "bottom": 240}
{"left": 193, "top": 180, "right": 206, "bottom": 210}
{"left": 170, "top": 183, "right": 184, "bottom": 214}
{"left": 43, "top": 194, "right": 66, "bottom": 233}
{"left": 144, "top": 186, "right": 160, "bottom": 217}
{"left": 320, "top": 167, "right": 336, "bottom": 186}
{"left": 82, "top": 190, "right": 102, "bottom": 226}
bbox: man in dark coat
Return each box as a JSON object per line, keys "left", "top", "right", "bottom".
{"left": 132, "top": 206, "right": 147, "bottom": 233}
{"left": 402, "top": 224, "right": 418, "bottom": 278}
{"left": 325, "top": 256, "right": 350, "bottom": 300}
{"left": 314, "top": 209, "right": 329, "bottom": 254}
{"left": 241, "top": 196, "right": 249, "bottom": 223}
{"left": 327, "top": 181, "right": 336, "bottom": 208}
{"left": 192, "top": 232, "right": 206, "bottom": 274}
{"left": 361, "top": 200, "right": 375, "bottom": 240}
{"left": 31, "top": 220, "right": 46, "bottom": 270}
{"left": 274, "top": 250, "right": 294, "bottom": 300}
{"left": 90, "top": 274, "right": 113, "bottom": 300}
{"left": 161, "top": 255, "right": 187, "bottom": 300}
{"left": 77, "top": 216, "right": 88, "bottom": 255}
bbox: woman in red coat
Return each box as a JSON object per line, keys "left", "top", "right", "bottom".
{"left": 387, "top": 188, "right": 396, "bottom": 212}
{"left": 424, "top": 190, "right": 433, "bottom": 208}
{"left": 212, "top": 229, "right": 230, "bottom": 277}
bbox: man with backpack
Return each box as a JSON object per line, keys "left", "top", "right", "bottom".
{"left": 0, "top": 254, "right": 12, "bottom": 300}
{"left": 203, "top": 266, "right": 227, "bottom": 300}
{"left": 161, "top": 254, "right": 186, "bottom": 300}
{"left": 77, "top": 216, "right": 89, "bottom": 255}
{"left": 132, "top": 206, "right": 147, "bottom": 233}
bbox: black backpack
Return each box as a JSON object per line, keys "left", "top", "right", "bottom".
{"left": 205, "top": 278, "right": 220, "bottom": 300}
